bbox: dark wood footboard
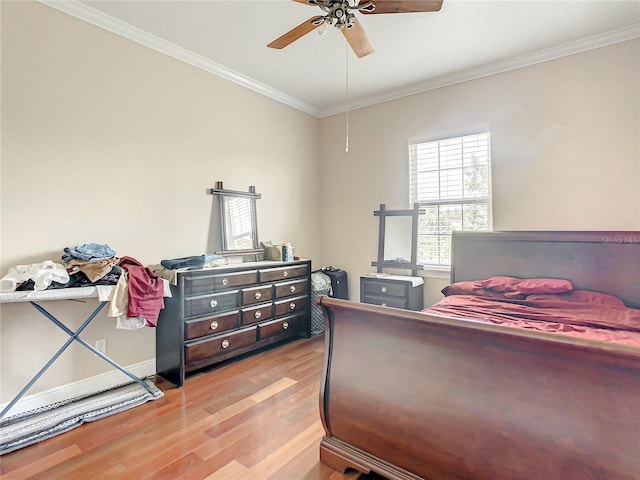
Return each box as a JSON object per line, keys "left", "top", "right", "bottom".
{"left": 318, "top": 297, "right": 640, "bottom": 480}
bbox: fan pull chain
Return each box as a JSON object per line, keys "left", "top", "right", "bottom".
{"left": 345, "top": 40, "right": 349, "bottom": 153}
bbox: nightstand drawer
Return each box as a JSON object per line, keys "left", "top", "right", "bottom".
{"left": 362, "top": 294, "right": 407, "bottom": 309}
{"left": 185, "top": 326, "right": 256, "bottom": 364}
{"left": 360, "top": 276, "right": 424, "bottom": 311}
{"left": 362, "top": 280, "right": 407, "bottom": 297}
{"left": 185, "top": 310, "right": 239, "bottom": 340}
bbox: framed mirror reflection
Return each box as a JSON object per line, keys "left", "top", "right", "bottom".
{"left": 372, "top": 203, "right": 424, "bottom": 276}
{"left": 208, "top": 182, "right": 261, "bottom": 257}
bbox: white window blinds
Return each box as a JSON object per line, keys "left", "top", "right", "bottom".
{"left": 409, "top": 132, "right": 492, "bottom": 267}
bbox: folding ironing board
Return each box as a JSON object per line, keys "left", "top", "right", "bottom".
{"left": 0, "top": 286, "right": 162, "bottom": 419}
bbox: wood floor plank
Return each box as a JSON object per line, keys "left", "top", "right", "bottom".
{"left": 0, "top": 444, "right": 82, "bottom": 480}
{"left": 0, "top": 336, "right": 366, "bottom": 480}
{"left": 247, "top": 420, "right": 326, "bottom": 477}
{"left": 248, "top": 376, "right": 298, "bottom": 403}
{"left": 203, "top": 459, "right": 250, "bottom": 479}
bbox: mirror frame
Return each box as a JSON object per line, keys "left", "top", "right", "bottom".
{"left": 208, "top": 182, "right": 261, "bottom": 257}
{"left": 372, "top": 203, "right": 424, "bottom": 276}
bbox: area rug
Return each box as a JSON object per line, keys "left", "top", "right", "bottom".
{"left": 0, "top": 378, "right": 163, "bottom": 455}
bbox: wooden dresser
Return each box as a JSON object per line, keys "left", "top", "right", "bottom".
{"left": 360, "top": 275, "right": 424, "bottom": 311}
{"left": 156, "top": 260, "right": 311, "bottom": 386}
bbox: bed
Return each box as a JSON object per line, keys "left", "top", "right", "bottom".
{"left": 317, "top": 231, "right": 640, "bottom": 480}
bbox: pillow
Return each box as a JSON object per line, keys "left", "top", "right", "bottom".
{"left": 441, "top": 280, "right": 482, "bottom": 296}
{"left": 441, "top": 281, "right": 525, "bottom": 299}
{"left": 480, "top": 276, "right": 573, "bottom": 295}
{"left": 526, "top": 290, "right": 626, "bottom": 309}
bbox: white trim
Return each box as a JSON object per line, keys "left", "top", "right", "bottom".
{"left": 317, "top": 24, "right": 640, "bottom": 118}
{"left": 420, "top": 267, "right": 451, "bottom": 280}
{"left": 38, "top": 0, "right": 321, "bottom": 118}
{"left": 0, "top": 359, "right": 156, "bottom": 418}
{"left": 38, "top": 1, "right": 638, "bottom": 119}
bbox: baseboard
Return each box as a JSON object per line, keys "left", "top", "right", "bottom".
{"left": 0, "top": 359, "right": 156, "bottom": 418}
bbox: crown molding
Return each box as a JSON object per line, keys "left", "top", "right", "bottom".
{"left": 38, "top": 1, "right": 638, "bottom": 120}
{"left": 317, "top": 23, "right": 640, "bottom": 118}
{"left": 39, "top": 0, "right": 322, "bottom": 118}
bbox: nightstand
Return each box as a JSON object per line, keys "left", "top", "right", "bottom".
{"left": 360, "top": 275, "right": 424, "bottom": 311}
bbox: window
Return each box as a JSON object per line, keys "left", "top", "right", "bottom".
{"left": 409, "top": 132, "right": 492, "bottom": 268}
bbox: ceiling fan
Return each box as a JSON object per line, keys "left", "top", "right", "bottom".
{"left": 267, "top": 0, "right": 444, "bottom": 58}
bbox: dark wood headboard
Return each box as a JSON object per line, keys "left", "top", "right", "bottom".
{"left": 451, "top": 231, "right": 640, "bottom": 309}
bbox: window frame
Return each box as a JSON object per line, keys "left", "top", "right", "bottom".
{"left": 409, "top": 132, "right": 493, "bottom": 271}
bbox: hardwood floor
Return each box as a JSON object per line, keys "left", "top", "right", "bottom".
{"left": 0, "top": 335, "right": 363, "bottom": 480}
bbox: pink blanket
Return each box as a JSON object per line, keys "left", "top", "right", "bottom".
{"left": 424, "top": 295, "right": 640, "bottom": 346}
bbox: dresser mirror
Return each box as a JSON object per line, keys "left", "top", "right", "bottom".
{"left": 208, "top": 182, "right": 262, "bottom": 257}
{"left": 384, "top": 215, "right": 413, "bottom": 262}
{"left": 223, "top": 196, "right": 255, "bottom": 250}
{"left": 372, "top": 203, "right": 424, "bottom": 276}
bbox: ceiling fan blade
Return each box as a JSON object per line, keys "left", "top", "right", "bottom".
{"left": 291, "top": 0, "right": 316, "bottom": 5}
{"left": 341, "top": 18, "right": 375, "bottom": 58}
{"left": 267, "top": 16, "right": 324, "bottom": 49}
{"left": 360, "top": 0, "right": 444, "bottom": 14}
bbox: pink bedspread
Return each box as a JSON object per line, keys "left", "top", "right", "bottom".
{"left": 424, "top": 295, "right": 640, "bottom": 347}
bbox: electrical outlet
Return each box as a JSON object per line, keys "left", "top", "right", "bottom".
{"left": 95, "top": 338, "right": 107, "bottom": 354}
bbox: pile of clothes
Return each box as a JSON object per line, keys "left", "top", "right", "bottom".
{"left": 0, "top": 243, "right": 166, "bottom": 330}
{"left": 62, "top": 243, "right": 121, "bottom": 287}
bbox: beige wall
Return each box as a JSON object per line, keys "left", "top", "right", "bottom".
{"left": 2, "top": 2, "right": 639, "bottom": 403}
{"left": 0, "top": 2, "right": 321, "bottom": 402}
{"left": 318, "top": 39, "right": 640, "bottom": 305}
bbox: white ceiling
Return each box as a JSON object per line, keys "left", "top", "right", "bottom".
{"left": 44, "top": 0, "right": 640, "bottom": 118}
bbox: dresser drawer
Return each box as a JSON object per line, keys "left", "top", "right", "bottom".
{"left": 184, "top": 310, "right": 239, "bottom": 340}
{"left": 259, "top": 265, "right": 308, "bottom": 282}
{"left": 241, "top": 284, "right": 273, "bottom": 306}
{"left": 362, "top": 279, "right": 407, "bottom": 298}
{"left": 361, "top": 294, "right": 407, "bottom": 309}
{"left": 258, "top": 313, "right": 307, "bottom": 340}
{"left": 183, "top": 275, "right": 216, "bottom": 296}
{"left": 185, "top": 326, "right": 256, "bottom": 364}
{"left": 274, "top": 295, "right": 307, "bottom": 317}
{"left": 184, "top": 290, "right": 238, "bottom": 318}
{"left": 213, "top": 270, "right": 258, "bottom": 290}
{"left": 241, "top": 302, "right": 273, "bottom": 326}
{"left": 274, "top": 279, "right": 308, "bottom": 299}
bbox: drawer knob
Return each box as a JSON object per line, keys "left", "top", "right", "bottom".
{"left": 381, "top": 286, "right": 387, "bottom": 293}
{"left": 381, "top": 302, "right": 388, "bottom": 307}
{"left": 283, "top": 271, "right": 289, "bottom": 277}
{"left": 210, "top": 299, "right": 218, "bottom": 308}
{"left": 289, "top": 302, "right": 296, "bottom": 310}
{"left": 210, "top": 320, "right": 219, "bottom": 330}
{"left": 221, "top": 339, "right": 230, "bottom": 349}
{"left": 289, "top": 285, "right": 296, "bottom": 293}
{"left": 222, "top": 278, "right": 229, "bottom": 286}
{"left": 282, "top": 322, "right": 289, "bottom": 330}
{"left": 254, "top": 291, "right": 262, "bottom": 300}
{"left": 254, "top": 310, "right": 262, "bottom": 319}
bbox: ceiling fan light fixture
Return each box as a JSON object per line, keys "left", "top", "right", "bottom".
{"left": 268, "top": 0, "right": 444, "bottom": 57}
{"left": 317, "top": 20, "right": 329, "bottom": 35}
